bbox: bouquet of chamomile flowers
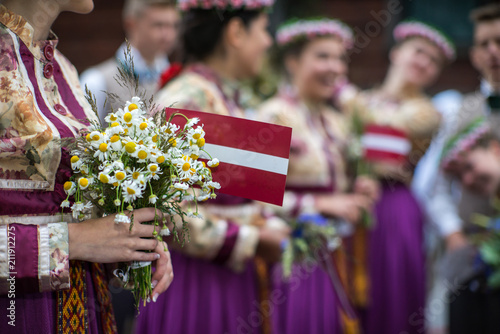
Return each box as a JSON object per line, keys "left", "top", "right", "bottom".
{"left": 61, "top": 95, "right": 221, "bottom": 307}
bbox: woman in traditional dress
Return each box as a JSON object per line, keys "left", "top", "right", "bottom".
{"left": 135, "top": 1, "right": 289, "bottom": 333}
{"left": 337, "top": 20, "right": 454, "bottom": 334}
{"left": 258, "top": 18, "right": 378, "bottom": 334}
{"left": 0, "top": 1, "right": 173, "bottom": 333}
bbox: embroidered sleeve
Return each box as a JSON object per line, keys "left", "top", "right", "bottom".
{"left": 0, "top": 221, "right": 69, "bottom": 295}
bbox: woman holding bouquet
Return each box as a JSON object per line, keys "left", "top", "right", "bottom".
{"left": 257, "top": 18, "right": 377, "bottom": 333}
{"left": 135, "top": 1, "right": 289, "bottom": 333}
{"left": 0, "top": 1, "right": 173, "bottom": 333}
{"left": 336, "top": 21, "right": 453, "bottom": 333}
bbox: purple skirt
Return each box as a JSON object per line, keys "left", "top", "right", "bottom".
{"left": 0, "top": 262, "right": 104, "bottom": 333}
{"left": 269, "top": 263, "right": 342, "bottom": 334}
{"left": 364, "top": 182, "right": 425, "bottom": 334}
{"left": 135, "top": 251, "right": 262, "bottom": 334}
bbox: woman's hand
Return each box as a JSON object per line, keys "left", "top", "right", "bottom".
{"left": 68, "top": 207, "right": 164, "bottom": 263}
{"left": 315, "top": 193, "right": 371, "bottom": 224}
{"left": 256, "top": 225, "right": 290, "bottom": 264}
{"left": 354, "top": 175, "right": 380, "bottom": 203}
{"left": 150, "top": 241, "right": 174, "bottom": 302}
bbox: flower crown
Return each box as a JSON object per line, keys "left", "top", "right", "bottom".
{"left": 276, "top": 18, "right": 354, "bottom": 49}
{"left": 178, "top": 0, "right": 274, "bottom": 11}
{"left": 393, "top": 20, "right": 456, "bottom": 61}
{"left": 441, "top": 117, "right": 490, "bottom": 170}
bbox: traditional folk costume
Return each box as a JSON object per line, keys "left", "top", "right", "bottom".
{"left": 338, "top": 21, "right": 450, "bottom": 334}
{"left": 0, "top": 5, "right": 116, "bottom": 333}
{"left": 134, "top": 35, "right": 284, "bottom": 333}
{"left": 256, "top": 19, "right": 359, "bottom": 334}
{"left": 258, "top": 87, "right": 351, "bottom": 334}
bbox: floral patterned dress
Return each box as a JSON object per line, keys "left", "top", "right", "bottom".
{"left": 0, "top": 5, "right": 116, "bottom": 333}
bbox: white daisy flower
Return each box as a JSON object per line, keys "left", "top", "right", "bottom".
{"left": 174, "top": 182, "right": 189, "bottom": 190}
{"left": 122, "top": 180, "right": 143, "bottom": 203}
{"left": 94, "top": 141, "right": 110, "bottom": 162}
{"left": 63, "top": 181, "right": 76, "bottom": 196}
{"left": 205, "top": 181, "right": 221, "bottom": 189}
{"left": 70, "top": 155, "right": 82, "bottom": 171}
{"left": 207, "top": 158, "right": 220, "bottom": 167}
{"left": 107, "top": 122, "right": 125, "bottom": 136}
{"left": 149, "top": 194, "right": 158, "bottom": 204}
{"left": 186, "top": 211, "right": 203, "bottom": 219}
{"left": 160, "top": 227, "right": 171, "bottom": 236}
{"left": 197, "top": 193, "right": 210, "bottom": 202}
{"left": 109, "top": 134, "right": 122, "bottom": 151}
{"left": 114, "top": 213, "right": 131, "bottom": 224}
{"left": 78, "top": 177, "right": 91, "bottom": 190}
{"left": 162, "top": 123, "right": 180, "bottom": 136}
{"left": 104, "top": 112, "right": 119, "bottom": 124}
{"left": 185, "top": 117, "right": 199, "bottom": 128}
{"left": 60, "top": 199, "right": 70, "bottom": 208}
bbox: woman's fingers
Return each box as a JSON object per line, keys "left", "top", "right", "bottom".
{"left": 151, "top": 242, "right": 174, "bottom": 301}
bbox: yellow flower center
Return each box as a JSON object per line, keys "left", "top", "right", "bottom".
{"left": 139, "top": 122, "right": 148, "bottom": 130}
{"left": 152, "top": 135, "right": 158, "bottom": 143}
{"left": 99, "top": 173, "right": 109, "bottom": 183}
{"left": 193, "top": 133, "right": 201, "bottom": 140}
{"left": 182, "top": 162, "right": 190, "bottom": 171}
{"left": 197, "top": 138, "right": 205, "bottom": 147}
{"left": 63, "top": 182, "right": 73, "bottom": 191}
{"left": 110, "top": 114, "right": 117, "bottom": 121}
{"left": 113, "top": 182, "right": 119, "bottom": 187}
{"left": 138, "top": 140, "right": 144, "bottom": 145}
{"left": 138, "top": 150, "right": 148, "bottom": 160}
{"left": 110, "top": 135, "right": 120, "bottom": 143}
{"left": 79, "top": 178, "right": 88, "bottom": 187}
{"left": 190, "top": 168, "right": 196, "bottom": 175}
{"left": 127, "top": 187, "right": 136, "bottom": 195}
{"left": 168, "top": 138, "right": 177, "bottom": 147}
{"left": 149, "top": 165, "right": 158, "bottom": 172}
{"left": 116, "top": 172, "right": 125, "bottom": 181}
{"left": 70, "top": 156, "right": 79, "bottom": 163}
{"left": 190, "top": 154, "right": 199, "bottom": 160}
{"left": 99, "top": 143, "right": 108, "bottom": 152}
{"left": 132, "top": 172, "right": 140, "bottom": 179}
{"left": 156, "top": 156, "right": 165, "bottom": 164}
{"left": 111, "top": 122, "right": 120, "bottom": 128}
{"left": 92, "top": 134, "right": 100, "bottom": 141}
{"left": 128, "top": 103, "right": 138, "bottom": 111}
{"left": 124, "top": 112, "right": 133, "bottom": 123}
{"left": 85, "top": 133, "right": 91, "bottom": 142}
{"left": 125, "top": 142, "right": 136, "bottom": 153}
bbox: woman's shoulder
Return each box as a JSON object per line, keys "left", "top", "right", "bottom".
{"left": 156, "top": 71, "right": 225, "bottom": 114}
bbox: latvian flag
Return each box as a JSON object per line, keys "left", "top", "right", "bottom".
{"left": 165, "top": 108, "right": 293, "bottom": 206}
{"left": 361, "top": 124, "right": 411, "bottom": 163}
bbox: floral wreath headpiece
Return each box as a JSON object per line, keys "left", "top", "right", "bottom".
{"left": 441, "top": 117, "right": 490, "bottom": 170}
{"left": 276, "top": 18, "right": 354, "bottom": 50}
{"left": 178, "top": 0, "right": 275, "bottom": 11}
{"left": 393, "top": 20, "right": 456, "bottom": 61}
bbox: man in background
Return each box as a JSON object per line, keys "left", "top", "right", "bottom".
{"left": 81, "top": 0, "right": 179, "bottom": 124}
{"left": 413, "top": 4, "right": 500, "bottom": 333}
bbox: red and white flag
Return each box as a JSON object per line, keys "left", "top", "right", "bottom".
{"left": 165, "top": 107, "right": 292, "bottom": 206}
{"left": 361, "top": 124, "right": 411, "bottom": 163}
